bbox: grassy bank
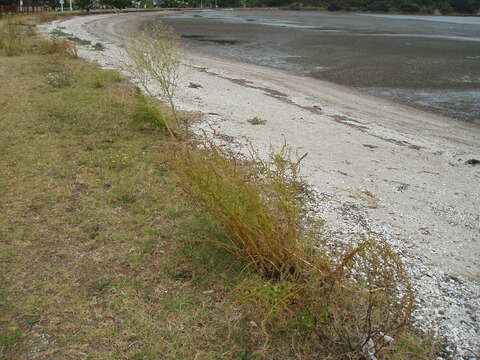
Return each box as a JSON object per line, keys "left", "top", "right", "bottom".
{"left": 0, "top": 18, "right": 247, "bottom": 359}
{"left": 1, "top": 15, "right": 437, "bottom": 360}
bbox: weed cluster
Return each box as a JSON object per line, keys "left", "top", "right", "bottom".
{"left": 126, "top": 23, "right": 182, "bottom": 137}
{"left": 50, "top": 26, "right": 105, "bottom": 51}
{"left": 170, "top": 141, "right": 432, "bottom": 358}
{"left": 50, "top": 27, "right": 70, "bottom": 37}
{"left": 46, "top": 68, "right": 74, "bottom": 88}
{"left": 67, "top": 36, "right": 91, "bottom": 46}
{"left": 170, "top": 143, "right": 307, "bottom": 279}
{"left": 93, "top": 42, "right": 106, "bottom": 51}
{"left": 106, "top": 153, "right": 132, "bottom": 170}
{"left": 247, "top": 116, "right": 267, "bottom": 125}
{"left": 129, "top": 91, "right": 171, "bottom": 132}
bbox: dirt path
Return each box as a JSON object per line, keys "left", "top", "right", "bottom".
{"left": 42, "top": 12, "right": 479, "bottom": 358}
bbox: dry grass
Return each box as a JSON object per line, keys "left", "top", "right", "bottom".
{"left": 0, "top": 16, "right": 26, "bottom": 56}
{"left": 170, "top": 142, "right": 437, "bottom": 358}
{"left": 126, "top": 23, "right": 183, "bottom": 137}
{"left": 169, "top": 143, "right": 308, "bottom": 279}
{"left": 0, "top": 15, "right": 77, "bottom": 58}
{"left": 0, "top": 48, "right": 252, "bottom": 360}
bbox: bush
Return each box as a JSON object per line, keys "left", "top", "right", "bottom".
{"left": 398, "top": 0, "right": 421, "bottom": 12}
{"left": 171, "top": 141, "right": 434, "bottom": 358}
{"left": 327, "top": 0, "right": 342, "bottom": 11}
{"left": 130, "top": 96, "right": 170, "bottom": 132}
{"left": 367, "top": 0, "right": 391, "bottom": 11}
{"left": 450, "top": 0, "right": 479, "bottom": 13}
{"left": 247, "top": 116, "right": 267, "bottom": 125}
{"left": 170, "top": 142, "right": 308, "bottom": 279}
{"left": 93, "top": 42, "right": 106, "bottom": 51}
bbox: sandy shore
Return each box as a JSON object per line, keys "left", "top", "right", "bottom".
{"left": 42, "top": 12, "right": 479, "bottom": 358}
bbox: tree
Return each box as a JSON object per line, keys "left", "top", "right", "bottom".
{"left": 398, "top": 0, "right": 421, "bottom": 11}
{"left": 450, "top": 0, "right": 479, "bottom": 12}
{"left": 47, "top": 0, "right": 58, "bottom": 10}
{"left": 76, "top": 0, "right": 95, "bottom": 12}
{"left": 101, "top": 0, "right": 131, "bottom": 9}
{"left": 327, "top": 0, "right": 342, "bottom": 10}
{"left": 367, "top": 0, "right": 391, "bottom": 11}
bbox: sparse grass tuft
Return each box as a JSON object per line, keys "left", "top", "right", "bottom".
{"left": 67, "top": 36, "right": 91, "bottom": 46}
{"left": 50, "top": 27, "right": 70, "bottom": 37}
{"left": 170, "top": 142, "right": 307, "bottom": 279}
{"left": 247, "top": 116, "right": 267, "bottom": 125}
{"left": 93, "top": 42, "right": 106, "bottom": 51}
{"left": 129, "top": 92, "right": 171, "bottom": 132}
{"left": 90, "top": 75, "right": 105, "bottom": 88}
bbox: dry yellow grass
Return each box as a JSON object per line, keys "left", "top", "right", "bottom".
{"left": 0, "top": 52, "right": 252, "bottom": 360}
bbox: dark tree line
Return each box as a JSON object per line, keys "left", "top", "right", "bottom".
{"left": 1, "top": 0, "right": 477, "bottom": 15}
{"left": 159, "top": 0, "right": 479, "bottom": 14}
{"left": 212, "top": 0, "right": 479, "bottom": 13}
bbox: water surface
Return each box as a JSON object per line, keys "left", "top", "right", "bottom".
{"left": 161, "top": 10, "right": 480, "bottom": 123}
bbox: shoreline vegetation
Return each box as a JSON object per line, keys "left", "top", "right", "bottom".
{"left": 37, "top": 7, "right": 480, "bottom": 16}
{"left": 2, "top": 2, "right": 478, "bottom": 16}
{"left": 0, "top": 13, "right": 442, "bottom": 359}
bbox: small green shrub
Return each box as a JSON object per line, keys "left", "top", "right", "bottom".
{"left": 170, "top": 142, "right": 307, "bottom": 279}
{"left": 93, "top": 42, "right": 106, "bottom": 51}
{"left": 110, "top": 72, "right": 123, "bottom": 82}
{"left": 130, "top": 100, "right": 169, "bottom": 132}
{"left": 50, "top": 27, "right": 70, "bottom": 37}
{"left": 171, "top": 141, "right": 432, "bottom": 358}
{"left": 67, "top": 36, "right": 91, "bottom": 46}
{"left": 90, "top": 75, "right": 105, "bottom": 89}
{"left": 247, "top": 116, "right": 267, "bottom": 125}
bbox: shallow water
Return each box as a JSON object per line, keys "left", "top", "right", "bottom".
{"left": 161, "top": 10, "right": 480, "bottom": 124}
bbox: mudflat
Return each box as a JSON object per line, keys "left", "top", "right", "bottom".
{"left": 161, "top": 10, "right": 480, "bottom": 123}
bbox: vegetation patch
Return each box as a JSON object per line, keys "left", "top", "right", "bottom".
{"left": 67, "top": 36, "right": 91, "bottom": 46}
{"left": 247, "top": 116, "right": 267, "bottom": 125}
{"left": 93, "top": 42, "right": 106, "bottom": 51}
